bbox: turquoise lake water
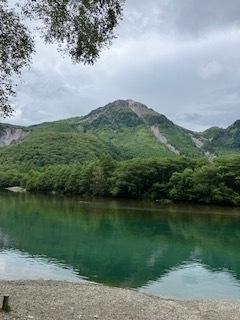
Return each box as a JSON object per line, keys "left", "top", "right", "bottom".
{"left": 0, "top": 191, "right": 240, "bottom": 299}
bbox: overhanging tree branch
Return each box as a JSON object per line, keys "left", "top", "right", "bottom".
{"left": 0, "top": 0, "right": 124, "bottom": 117}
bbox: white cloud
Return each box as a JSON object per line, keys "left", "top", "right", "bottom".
{"left": 2, "top": 0, "right": 240, "bottom": 131}
{"left": 199, "top": 61, "right": 223, "bottom": 79}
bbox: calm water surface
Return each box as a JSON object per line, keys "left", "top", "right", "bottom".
{"left": 0, "top": 191, "right": 240, "bottom": 299}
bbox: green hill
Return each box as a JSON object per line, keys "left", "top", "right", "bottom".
{"left": 0, "top": 99, "right": 239, "bottom": 167}
{"left": 202, "top": 121, "right": 240, "bottom": 154}
{"left": 78, "top": 100, "right": 203, "bottom": 158}
{"left": 0, "top": 132, "right": 122, "bottom": 168}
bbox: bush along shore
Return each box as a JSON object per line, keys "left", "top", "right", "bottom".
{"left": 0, "top": 155, "right": 240, "bottom": 206}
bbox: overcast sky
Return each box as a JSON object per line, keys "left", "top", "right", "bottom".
{"left": 4, "top": 0, "right": 240, "bottom": 131}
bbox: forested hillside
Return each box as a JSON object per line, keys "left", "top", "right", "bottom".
{"left": 0, "top": 99, "right": 240, "bottom": 206}
{"left": 0, "top": 99, "right": 239, "bottom": 168}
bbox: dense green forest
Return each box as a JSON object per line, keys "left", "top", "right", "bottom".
{"left": 0, "top": 100, "right": 240, "bottom": 206}
{"left": 1, "top": 100, "right": 240, "bottom": 168}
{"left": 1, "top": 155, "right": 240, "bottom": 206}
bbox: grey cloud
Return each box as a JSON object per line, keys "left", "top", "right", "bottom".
{"left": 174, "top": 107, "right": 240, "bottom": 132}
{"left": 167, "top": 0, "right": 240, "bottom": 35}
{"left": 2, "top": 1, "right": 240, "bottom": 131}
{"left": 123, "top": 0, "right": 240, "bottom": 36}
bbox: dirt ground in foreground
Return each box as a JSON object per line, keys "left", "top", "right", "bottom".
{"left": 0, "top": 281, "right": 239, "bottom": 320}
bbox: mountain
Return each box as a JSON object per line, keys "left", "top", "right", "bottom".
{"left": 203, "top": 120, "right": 240, "bottom": 153}
{"left": 0, "top": 99, "right": 239, "bottom": 167}
{"left": 78, "top": 99, "right": 205, "bottom": 158}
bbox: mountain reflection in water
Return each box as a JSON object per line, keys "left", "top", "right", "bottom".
{"left": 0, "top": 191, "right": 239, "bottom": 299}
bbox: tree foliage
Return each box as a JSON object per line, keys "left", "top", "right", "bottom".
{"left": 0, "top": 0, "right": 124, "bottom": 116}
{"left": 1, "top": 155, "right": 240, "bottom": 206}
{"left": 0, "top": 0, "right": 34, "bottom": 116}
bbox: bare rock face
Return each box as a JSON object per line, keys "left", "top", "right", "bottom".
{"left": 127, "top": 99, "right": 157, "bottom": 119}
{"left": 0, "top": 126, "right": 28, "bottom": 146}
{"left": 150, "top": 125, "right": 180, "bottom": 155}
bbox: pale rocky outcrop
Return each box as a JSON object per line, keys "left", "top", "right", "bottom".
{"left": 189, "top": 133, "right": 215, "bottom": 159}
{"left": 150, "top": 125, "right": 180, "bottom": 155}
{"left": 0, "top": 127, "right": 28, "bottom": 146}
{"left": 189, "top": 134, "right": 205, "bottom": 148}
{"left": 128, "top": 99, "right": 157, "bottom": 120}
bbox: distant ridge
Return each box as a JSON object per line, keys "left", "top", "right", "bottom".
{"left": 0, "top": 99, "right": 239, "bottom": 167}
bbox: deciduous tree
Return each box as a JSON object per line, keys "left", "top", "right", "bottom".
{"left": 0, "top": 0, "right": 124, "bottom": 116}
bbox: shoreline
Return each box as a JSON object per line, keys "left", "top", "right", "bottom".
{"left": 0, "top": 280, "right": 239, "bottom": 319}
{"left": 4, "top": 186, "right": 240, "bottom": 209}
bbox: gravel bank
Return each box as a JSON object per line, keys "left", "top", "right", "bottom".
{"left": 0, "top": 281, "right": 239, "bottom": 320}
